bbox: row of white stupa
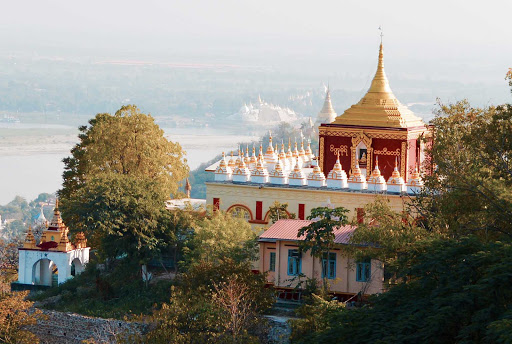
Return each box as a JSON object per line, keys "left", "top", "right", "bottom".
{"left": 214, "top": 137, "right": 424, "bottom": 194}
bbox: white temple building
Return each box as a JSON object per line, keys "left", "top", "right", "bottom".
{"left": 17, "top": 201, "right": 90, "bottom": 287}
{"left": 227, "top": 96, "right": 301, "bottom": 126}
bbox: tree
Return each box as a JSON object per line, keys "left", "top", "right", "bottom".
{"left": 267, "top": 201, "right": 296, "bottom": 223}
{"left": 59, "top": 105, "right": 188, "bottom": 204}
{"left": 346, "top": 197, "right": 435, "bottom": 265}
{"left": 0, "top": 282, "right": 44, "bottom": 344}
{"left": 63, "top": 173, "right": 168, "bottom": 263}
{"left": 415, "top": 97, "right": 512, "bottom": 239}
{"left": 132, "top": 259, "right": 274, "bottom": 344}
{"left": 290, "top": 237, "right": 512, "bottom": 344}
{"left": 0, "top": 239, "right": 19, "bottom": 276}
{"left": 297, "top": 206, "right": 349, "bottom": 294}
{"left": 187, "top": 210, "right": 258, "bottom": 265}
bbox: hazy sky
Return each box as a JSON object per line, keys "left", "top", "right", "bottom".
{"left": 2, "top": 0, "right": 510, "bottom": 56}
{"left": 1, "top": 1, "right": 511, "bottom": 98}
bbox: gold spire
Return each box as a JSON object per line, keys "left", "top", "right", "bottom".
{"left": 228, "top": 151, "right": 236, "bottom": 169}
{"left": 333, "top": 43, "right": 425, "bottom": 128}
{"left": 23, "top": 226, "right": 36, "bottom": 249}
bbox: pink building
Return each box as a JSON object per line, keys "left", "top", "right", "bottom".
{"left": 258, "top": 219, "right": 384, "bottom": 300}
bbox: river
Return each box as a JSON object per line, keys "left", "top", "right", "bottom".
{"left": 0, "top": 125, "right": 257, "bottom": 205}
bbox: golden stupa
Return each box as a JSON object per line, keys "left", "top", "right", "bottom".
{"left": 333, "top": 43, "right": 424, "bottom": 129}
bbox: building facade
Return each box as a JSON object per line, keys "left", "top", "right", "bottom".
{"left": 259, "top": 220, "right": 383, "bottom": 299}
{"left": 205, "top": 43, "right": 427, "bottom": 228}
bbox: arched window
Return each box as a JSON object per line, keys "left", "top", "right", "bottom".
{"left": 227, "top": 205, "right": 252, "bottom": 221}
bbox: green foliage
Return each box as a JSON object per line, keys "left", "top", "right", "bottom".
{"left": 298, "top": 207, "right": 349, "bottom": 259}
{"left": 186, "top": 210, "right": 258, "bottom": 265}
{"left": 297, "top": 206, "right": 349, "bottom": 294}
{"left": 59, "top": 104, "right": 188, "bottom": 203}
{"left": 416, "top": 99, "right": 512, "bottom": 239}
{"left": 290, "top": 294, "right": 345, "bottom": 342}
{"left": 346, "top": 197, "right": 435, "bottom": 264}
{"left": 31, "top": 258, "right": 174, "bottom": 319}
{"left": 290, "top": 237, "right": 512, "bottom": 344}
{"left": 267, "top": 201, "right": 296, "bottom": 224}
{"left": 137, "top": 259, "right": 274, "bottom": 344}
{"left": 62, "top": 173, "right": 169, "bottom": 262}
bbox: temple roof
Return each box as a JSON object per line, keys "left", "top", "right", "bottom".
{"left": 333, "top": 43, "right": 425, "bottom": 129}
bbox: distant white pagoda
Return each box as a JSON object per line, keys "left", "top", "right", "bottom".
{"left": 315, "top": 87, "right": 337, "bottom": 126}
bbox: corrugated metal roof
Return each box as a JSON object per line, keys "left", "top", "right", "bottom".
{"left": 259, "top": 219, "right": 356, "bottom": 244}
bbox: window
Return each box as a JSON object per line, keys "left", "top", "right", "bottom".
{"left": 287, "top": 249, "right": 301, "bottom": 276}
{"left": 356, "top": 259, "right": 371, "bottom": 282}
{"left": 322, "top": 252, "right": 336, "bottom": 279}
{"left": 229, "top": 206, "right": 251, "bottom": 221}
{"left": 269, "top": 252, "right": 276, "bottom": 272}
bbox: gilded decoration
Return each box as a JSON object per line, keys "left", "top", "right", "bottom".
{"left": 329, "top": 144, "right": 349, "bottom": 157}
{"left": 319, "top": 126, "right": 428, "bottom": 140}
{"left": 373, "top": 147, "right": 400, "bottom": 156}
{"left": 351, "top": 133, "right": 373, "bottom": 172}
{"left": 319, "top": 136, "right": 325, "bottom": 170}
{"left": 401, "top": 142, "right": 407, "bottom": 179}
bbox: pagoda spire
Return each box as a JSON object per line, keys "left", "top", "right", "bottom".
{"left": 333, "top": 42, "right": 425, "bottom": 128}
{"left": 316, "top": 85, "right": 337, "bottom": 125}
{"left": 367, "top": 42, "right": 393, "bottom": 94}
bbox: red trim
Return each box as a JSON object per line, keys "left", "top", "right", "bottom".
{"left": 213, "top": 198, "right": 220, "bottom": 211}
{"left": 357, "top": 208, "right": 365, "bottom": 224}
{"left": 226, "top": 204, "right": 254, "bottom": 221}
{"left": 248, "top": 219, "right": 268, "bottom": 224}
{"left": 256, "top": 201, "right": 263, "bottom": 220}
{"left": 298, "top": 204, "right": 305, "bottom": 220}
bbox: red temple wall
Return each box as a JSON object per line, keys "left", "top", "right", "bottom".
{"left": 321, "top": 135, "right": 352, "bottom": 174}
{"left": 371, "top": 139, "right": 404, "bottom": 181}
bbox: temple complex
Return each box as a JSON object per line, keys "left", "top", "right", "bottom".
{"left": 17, "top": 200, "right": 90, "bottom": 287}
{"left": 205, "top": 42, "right": 428, "bottom": 227}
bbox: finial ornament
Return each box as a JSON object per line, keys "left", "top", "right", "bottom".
{"left": 379, "top": 25, "right": 383, "bottom": 44}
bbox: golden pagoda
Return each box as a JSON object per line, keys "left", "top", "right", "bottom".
{"left": 333, "top": 43, "right": 424, "bottom": 128}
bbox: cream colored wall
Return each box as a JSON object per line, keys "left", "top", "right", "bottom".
{"left": 260, "top": 241, "right": 384, "bottom": 295}
{"left": 207, "top": 182, "right": 410, "bottom": 229}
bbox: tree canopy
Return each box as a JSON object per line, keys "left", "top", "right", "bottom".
{"left": 60, "top": 105, "right": 188, "bottom": 202}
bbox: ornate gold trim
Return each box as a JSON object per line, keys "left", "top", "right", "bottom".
{"left": 350, "top": 133, "right": 373, "bottom": 172}
{"left": 401, "top": 141, "right": 407, "bottom": 179}
{"left": 319, "top": 126, "right": 426, "bottom": 140}
{"left": 319, "top": 136, "right": 325, "bottom": 171}
{"left": 329, "top": 144, "right": 349, "bottom": 157}
{"left": 374, "top": 147, "right": 401, "bottom": 156}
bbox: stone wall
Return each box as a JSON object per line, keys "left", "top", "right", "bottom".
{"left": 28, "top": 309, "right": 147, "bottom": 344}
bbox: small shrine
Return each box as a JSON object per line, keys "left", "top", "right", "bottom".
{"left": 17, "top": 200, "right": 90, "bottom": 287}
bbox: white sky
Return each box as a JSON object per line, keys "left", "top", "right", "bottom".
{"left": 2, "top": 0, "right": 510, "bottom": 55}
{"left": 1, "top": 0, "right": 511, "bottom": 94}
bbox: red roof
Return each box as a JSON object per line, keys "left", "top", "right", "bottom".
{"left": 259, "top": 219, "right": 356, "bottom": 244}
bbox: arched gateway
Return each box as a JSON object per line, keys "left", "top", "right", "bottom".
{"left": 17, "top": 201, "right": 90, "bottom": 286}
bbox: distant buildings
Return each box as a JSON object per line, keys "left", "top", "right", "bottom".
{"left": 227, "top": 95, "right": 302, "bottom": 128}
